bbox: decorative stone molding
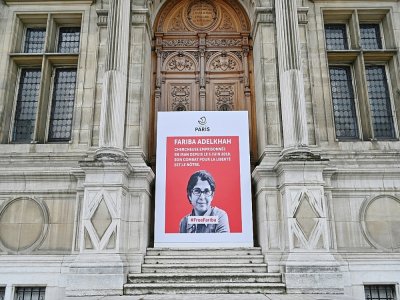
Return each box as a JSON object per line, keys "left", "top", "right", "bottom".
{"left": 0, "top": 197, "right": 49, "bottom": 254}
{"left": 288, "top": 188, "right": 328, "bottom": 250}
{"left": 82, "top": 189, "right": 120, "bottom": 251}
{"left": 254, "top": 7, "right": 274, "bottom": 23}
{"left": 132, "top": 10, "right": 148, "bottom": 24}
{"left": 274, "top": 160, "right": 332, "bottom": 250}
{"left": 132, "top": 8, "right": 152, "bottom": 38}
{"left": 360, "top": 194, "right": 400, "bottom": 251}
{"left": 274, "top": 160, "right": 343, "bottom": 293}
{"left": 251, "top": 7, "right": 274, "bottom": 38}
{"left": 97, "top": 9, "right": 151, "bottom": 28}
{"left": 94, "top": 150, "right": 128, "bottom": 162}
{"left": 280, "top": 151, "right": 324, "bottom": 162}
{"left": 252, "top": 6, "right": 308, "bottom": 48}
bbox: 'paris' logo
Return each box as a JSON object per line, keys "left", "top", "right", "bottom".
{"left": 198, "top": 116, "right": 207, "bottom": 125}
{"left": 195, "top": 116, "right": 210, "bottom": 132}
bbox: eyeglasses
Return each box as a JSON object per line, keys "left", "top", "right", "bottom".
{"left": 191, "top": 188, "right": 213, "bottom": 197}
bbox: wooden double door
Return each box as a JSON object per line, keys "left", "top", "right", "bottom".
{"left": 158, "top": 45, "right": 250, "bottom": 113}
{"left": 154, "top": 0, "right": 252, "bottom": 113}
{"left": 152, "top": 0, "right": 255, "bottom": 160}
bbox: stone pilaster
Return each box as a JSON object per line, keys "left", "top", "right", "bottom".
{"left": 67, "top": 3, "right": 155, "bottom": 296}
{"left": 67, "top": 159, "right": 154, "bottom": 296}
{"left": 274, "top": 158, "right": 344, "bottom": 294}
{"left": 275, "top": 0, "right": 309, "bottom": 154}
{"left": 253, "top": 157, "right": 344, "bottom": 294}
{"left": 97, "top": 0, "right": 131, "bottom": 158}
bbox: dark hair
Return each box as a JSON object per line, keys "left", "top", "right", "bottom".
{"left": 186, "top": 170, "right": 216, "bottom": 199}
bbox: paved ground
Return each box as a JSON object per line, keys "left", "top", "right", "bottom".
{"left": 70, "top": 294, "right": 359, "bottom": 300}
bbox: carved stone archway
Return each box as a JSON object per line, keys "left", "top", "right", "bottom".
{"left": 150, "top": 0, "right": 256, "bottom": 163}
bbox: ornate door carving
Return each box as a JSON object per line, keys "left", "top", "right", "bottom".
{"left": 152, "top": 0, "right": 255, "bottom": 160}
{"left": 154, "top": 0, "right": 251, "bottom": 111}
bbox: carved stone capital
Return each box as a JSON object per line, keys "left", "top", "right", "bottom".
{"left": 97, "top": 9, "right": 108, "bottom": 27}
{"left": 94, "top": 147, "right": 128, "bottom": 163}
{"left": 251, "top": 7, "right": 274, "bottom": 38}
{"left": 298, "top": 7, "right": 309, "bottom": 25}
{"left": 279, "top": 150, "right": 327, "bottom": 163}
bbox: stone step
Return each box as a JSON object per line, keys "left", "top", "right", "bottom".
{"left": 124, "top": 282, "right": 286, "bottom": 295}
{"left": 146, "top": 247, "right": 263, "bottom": 256}
{"left": 144, "top": 255, "right": 265, "bottom": 264}
{"left": 128, "top": 273, "right": 282, "bottom": 284}
{"left": 125, "top": 247, "right": 285, "bottom": 295}
{"left": 142, "top": 263, "right": 268, "bottom": 273}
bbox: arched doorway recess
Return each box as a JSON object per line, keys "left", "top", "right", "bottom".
{"left": 151, "top": 0, "right": 256, "bottom": 163}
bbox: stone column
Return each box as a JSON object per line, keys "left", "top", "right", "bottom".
{"left": 251, "top": 2, "right": 343, "bottom": 294}
{"left": 275, "top": 0, "right": 309, "bottom": 154}
{"left": 97, "top": 0, "right": 131, "bottom": 159}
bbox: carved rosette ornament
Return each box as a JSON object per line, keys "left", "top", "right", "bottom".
{"left": 216, "top": 84, "right": 234, "bottom": 111}
{"left": 171, "top": 85, "right": 190, "bottom": 111}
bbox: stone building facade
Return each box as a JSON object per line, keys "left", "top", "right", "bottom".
{"left": 0, "top": 0, "right": 399, "bottom": 299}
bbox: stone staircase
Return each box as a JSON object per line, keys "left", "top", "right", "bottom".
{"left": 124, "top": 247, "right": 286, "bottom": 295}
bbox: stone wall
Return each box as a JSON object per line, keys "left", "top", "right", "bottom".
{"left": 0, "top": 0, "right": 399, "bottom": 298}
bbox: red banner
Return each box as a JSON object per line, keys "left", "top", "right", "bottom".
{"left": 165, "top": 136, "right": 242, "bottom": 233}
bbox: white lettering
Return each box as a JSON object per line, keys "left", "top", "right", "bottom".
{"left": 188, "top": 216, "right": 219, "bottom": 224}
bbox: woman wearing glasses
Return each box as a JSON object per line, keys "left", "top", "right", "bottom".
{"left": 179, "top": 170, "right": 230, "bottom": 233}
